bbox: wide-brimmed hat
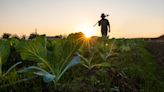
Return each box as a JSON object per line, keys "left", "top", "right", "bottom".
{"left": 101, "top": 13, "right": 106, "bottom": 18}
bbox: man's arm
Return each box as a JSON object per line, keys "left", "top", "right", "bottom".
{"left": 98, "top": 20, "right": 101, "bottom": 26}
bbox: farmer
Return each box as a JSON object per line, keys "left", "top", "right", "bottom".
{"left": 98, "top": 13, "right": 110, "bottom": 40}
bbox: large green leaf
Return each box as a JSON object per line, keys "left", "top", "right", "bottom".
{"left": 57, "top": 56, "right": 80, "bottom": 80}
{"left": 16, "top": 36, "right": 81, "bottom": 83}
{"left": 16, "top": 36, "right": 55, "bottom": 74}
{"left": 0, "top": 40, "right": 10, "bottom": 63}
{"left": 18, "top": 66, "right": 55, "bottom": 83}
{"left": 48, "top": 38, "right": 80, "bottom": 75}
{"left": 18, "top": 56, "right": 80, "bottom": 82}
{"left": 3, "top": 61, "right": 22, "bottom": 76}
{"left": 16, "top": 36, "right": 47, "bottom": 63}
{"left": 0, "top": 40, "right": 10, "bottom": 76}
{"left": 18, "top": 56, "right": 80, "bottom": 83}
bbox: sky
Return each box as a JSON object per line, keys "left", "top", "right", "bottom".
{"left": 0, "top": 0, "right": 164, "bottom": 38}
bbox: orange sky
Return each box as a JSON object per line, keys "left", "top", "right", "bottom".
{"left": 0, "top": 0, "right": 164, "bottom": 38}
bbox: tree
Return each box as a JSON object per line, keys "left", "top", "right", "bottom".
{"left": 2, "top": 33, "right": 11, "bottom": 39}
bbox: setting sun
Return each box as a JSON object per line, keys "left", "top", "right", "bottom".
{"left": 77, "top": 25, "right": 95, "bottom": 38}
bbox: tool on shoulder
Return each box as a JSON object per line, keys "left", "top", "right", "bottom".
{"left": 93, "top": 14, "right": 109, "bottom": 27}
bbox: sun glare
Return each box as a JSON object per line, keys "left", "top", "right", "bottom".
{"left": 77, "top": 25, "right": 95, "bottom": 38}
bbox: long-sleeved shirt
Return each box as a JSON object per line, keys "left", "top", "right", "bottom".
{"left": 98, "top": 19, "right": 110, "bottom": 32}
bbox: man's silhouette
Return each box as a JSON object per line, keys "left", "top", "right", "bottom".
{"left": 98, "top": 13, "right": 110, "bottom": 39}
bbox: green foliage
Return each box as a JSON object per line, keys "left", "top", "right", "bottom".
{"left": 0, "top": 35, "right": 163, "bottom": 92}
{"left": 0, "top": 40, "right": 10, "bottom": 64}
{"left": 0, "top": 60, "right": 1, "bottom": 76}
{"left": 78, "top": 39, "right": 119, "bottom": 71}
{"left": 78, "top": 52, "right": 111, "bottom": 70}
{"left": 16, "top": 36, "right": 81, "bottom": 83}
{"left": 2, "top": 62, "right": 22, "bottom": 77}
{"left": 0, "top": 39, "right": 22, "bottom": 78}
{"left": 16, "top": 36, "right": 47, "bottom": 63}
{"left": 18, "top": 66, "right": 55, "bottom": 83}
{"left": 0, "top": 40, "right": 10, "bottom": 76}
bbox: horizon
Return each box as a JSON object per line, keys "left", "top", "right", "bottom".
{"left": 1, "top": 31, "right": 163, "bottom": 39}
{"left": 1, "top": 0, "right": 164, "bottom": 38}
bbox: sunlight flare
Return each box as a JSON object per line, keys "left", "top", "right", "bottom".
{"left": 77, "top": 25, "right": 95, "bottom": 38}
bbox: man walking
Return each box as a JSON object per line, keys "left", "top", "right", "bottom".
{"left": 98, "top": 13, "right": 110, "bottom": 40}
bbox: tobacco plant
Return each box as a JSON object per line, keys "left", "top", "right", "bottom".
{"left": 16, "top": 36, "right": 81, "bottom": 83}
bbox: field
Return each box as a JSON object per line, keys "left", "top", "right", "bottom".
{"left": 0, "top": 33, "right": 164, "bottom": 92}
